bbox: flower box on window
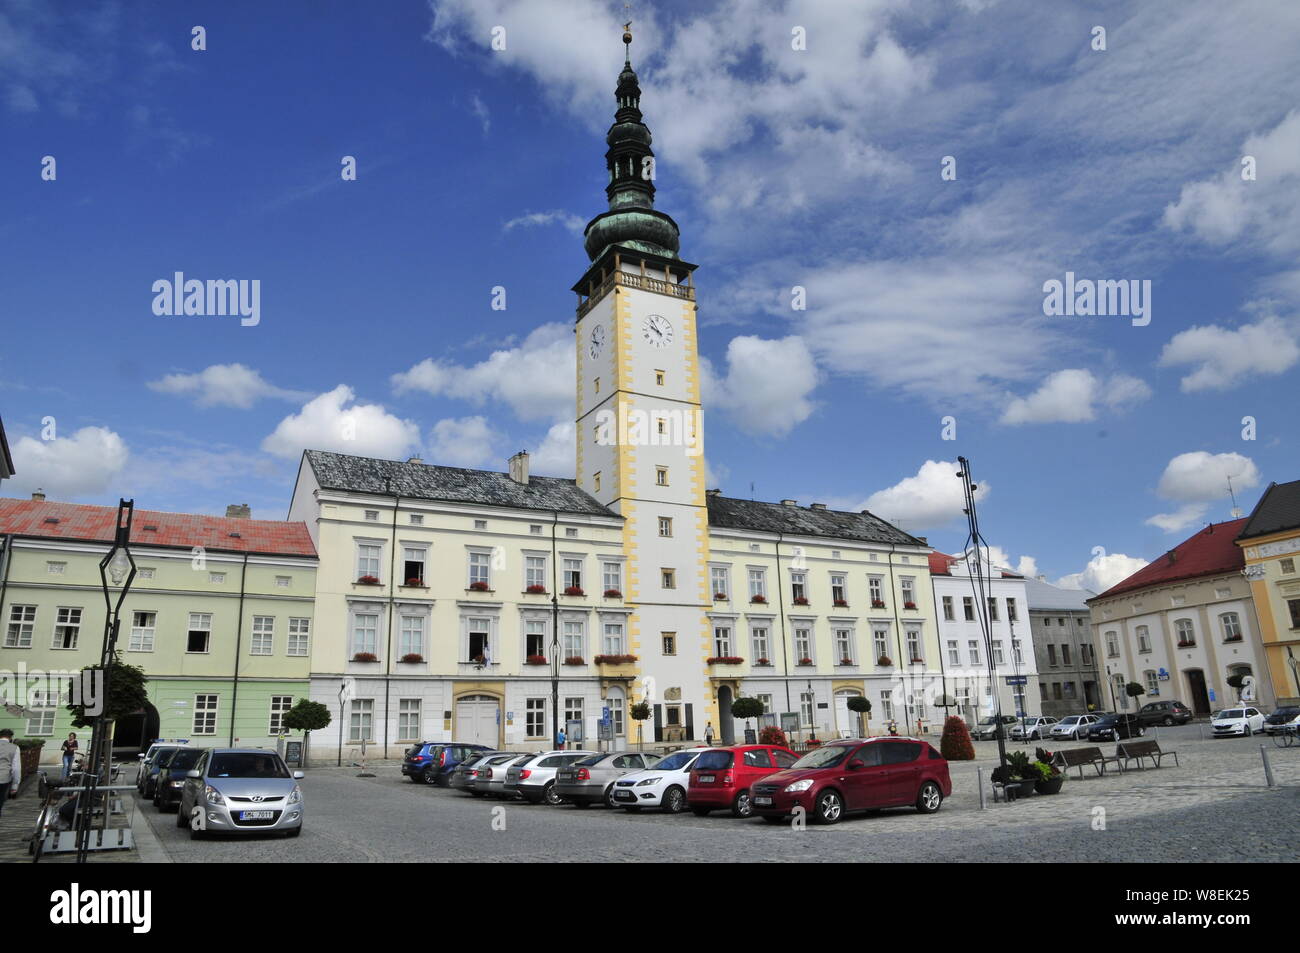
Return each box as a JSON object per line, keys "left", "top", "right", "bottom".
{"left": 904, "top": 601, "right": 917, "bottom": 610}
{"left": 356, "top": 575, "right": 381, "bottom": 586}
{"left": 750, "top": 595, "right": 767, "bottom": 604}
{"left": 833, "top": 599, "right": 849, "bottom": 608}
{"left": 839, "top": 657, "right": 854, "bottom": 666}
{"left": 564, "top": 586, "right": 585, "bottom": 596}
{"left": 797, "top": 657, "right": 814, "bottom": 666}
{"left": 403, "top": 577, "right": 426, "bottom": 588}
{"left": 713, "top": 592, "right": 729, "bottom": 601}
{"left": 877, "top": 655, "right": 893, "bottom": 666}
{"left": 1177, "top": 640, "right": 1195, "bottom": 648}
{"left": 1223, "top": 635, "right": 1242, "bottom": 643}
{"left": 525, "top": 584, "right": 547, "bottom": 594}
{"left": 707, "top": 656, "right": 744, "bottom": 665}
{"left": 594, "top": 653, "right": 638, "bottom": 665}
{"left": 526, "top": 654, "right": 547, "bottom": 666}
{"left": 603, "top": 588, "right": 622, "bottom": 598}
{"left": 399, "top": 653, "right": 424, "bottom": 664}
{"left": 871, "top": 599, "right": 886, "bottom": 609}
{"left": 910, "top": 657, "right": 925, "bottom": 664}
{"left": 755, "top": 657, "right": 772, "bottom": 666}
{"left": 468, "top": 581, "right": 491, "bottom": 592}
{"left": 352, "top": 652, "right": 378, "bottom": 663}
{"left": 564, "top": 656, "right": 586, "bottom": 666}
{"left": 792, "top": 596, "right": 809, "bottom": 606}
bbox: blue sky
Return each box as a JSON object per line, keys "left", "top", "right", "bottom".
{"left": 3, "top": 0, "right": 1299, "bottom": 592}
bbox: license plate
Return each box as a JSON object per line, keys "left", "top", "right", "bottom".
{"left": 699, "top": 775, "right": 715, "bottom": 783}
{"left": 754, "top": 796, "right": 772, "bottom": 806}
{"left": 614, "top": 790, "right": 634, "bottom": 801}
{"left": 239, "top": 811, "right": 273, "bottom": 820}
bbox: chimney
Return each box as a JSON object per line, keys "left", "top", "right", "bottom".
{"left": 810, "top": 503, "right": 827, "bottom": 510}
{"left": 225, "top": 503, "right": 251, "bottom": 519}
{"left": 1167, "top": 550, "right": 1177, "bottom": 564}
{"left": 1037, "top": 574, "right": 1046, "bottom": 582}
{"left": 508, "top": 450, "right": 530, "bottom": 485}
{"left": 781, "top": 499, "right": 797, "bottom": 506}
{"left": 706, "top": 488, "right": 721, "bottom": 497}
{"left": 917, "top": 536, "right": 928, "bottom": 545}
{"left": 406, "top": 455, "right": 423, "bottom": 465}
{"left": 31, "top": 488, "right": 45, "bottom": 502}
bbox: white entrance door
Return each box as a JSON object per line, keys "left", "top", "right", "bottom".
{"left": 834, "top": 691, "right": 860, "bottom": 738}
{"left": 456, "top": 695, "right": 499, "bottom": 747}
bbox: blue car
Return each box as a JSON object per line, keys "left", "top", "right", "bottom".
{"left": 402, "top": 742, "right": 494, "bottom": 785}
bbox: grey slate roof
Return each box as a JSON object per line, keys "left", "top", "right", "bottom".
{"left": 1023, "top": 577, "right": 1095, "bottom": 612}
{"left": 1238, "top": 480, "right": 1300, "bottom": 541}
{"left": 304, "top": 450, "right": 618, "bottom": 518}
{"left": 706, "top": 495, "right": 923, "bottom": 546}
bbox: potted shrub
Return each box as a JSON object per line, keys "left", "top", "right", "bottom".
{"left": 939, "top": 715, "right": 975, "bottom": 761}
{"left": 526, "top": 654, "right": 547, "bottom": 666}
{"left": 352, "top": 652, "right": 378, "bottom": 663}
{"left": 871, "top": 599, "right": 886, "bottom": 608}
{"left": 990, "top": 750, "right": 1038, "bottom": 797}
{"left": 399, "top": 653, "right": 424, "bottom": 664}
{"left": 603, "top": 588, "right": 622, "bottom": 598}
{"left": 564, "top": 585, "right": 585, "bottom": 596}
{"left": 755, "top": 657, "right": 772, "bottom": 666}
{"left": 904, "top": 601, "right": 917, "bottom": 610}
{"left": 469, "top": 580, "right": 490, "bottom": 592}
{"left": 731, "top": 697, "right": 765, "bottom": 737}
{"left": 714, "top": 592, "right": 729, "bottom": 600}
{"left": 564, "top": 655, "right": 585, "bottom": 665}
{"left": 356, "top": 574, "right": 380, "bottom": 585}
{"left": 1030, "top": 748, "right": 1065, "bottom": 794}
{"left": 877, "top": 655, "right": 893, "bottom": 666}
{"left": 792, "top": 596, "right": 809, "bottom": 605}
{"left": 404, "top": 577, "right": 425, "bottom": 587}
{"left": 525, "top": 584, "right": 547, "bottom": 594}
{"left": 846, "top": 696, "right": 872, "bottom": 736}
{"left": 750, "top": 594, "right": 767, "bottom": 604}
{"left": 1125, "top": 681, "right": 1146, "bottom": 706}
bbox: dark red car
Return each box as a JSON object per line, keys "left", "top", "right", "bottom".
{"left": 751, "top": 738, "right": 952, "bottom": 825}
{"left": 687, "top": 745, "right": 799, "bottom": 818}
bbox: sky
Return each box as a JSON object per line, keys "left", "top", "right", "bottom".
{"left": 2, "top": 0, "right": 1298, "bottom": 593}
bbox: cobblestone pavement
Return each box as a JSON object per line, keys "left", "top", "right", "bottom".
{"left": 125, "top": 725, "right": 1300, "bottom": 863}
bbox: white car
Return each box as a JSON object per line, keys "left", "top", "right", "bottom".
{"left": 504, "top": 750, "right": 596, "bottom": 804}
{"left": 610, "top": 747, "right": 709, "bottom": 813}
{"left": 1010, "top": 717, "right": 1058, "bottom": 741}
{"left": 1049, "top": 715, "right": 1101, "bottom": 741}
{"left": 1212, "top": 707, "right": 1266, "bottom": 737}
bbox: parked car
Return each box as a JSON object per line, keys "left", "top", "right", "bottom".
{"left": 1050, "top": 714, "right": 1102, "bottom": 741}
{"left": 1136, "top": 700, "right": 1193, "bottom": 727}
{"left": 971, "top": 715, "right": 1018, "bottom": 741}
{"left": 176, "top": 748, "right": 304, "bottom": 839}
{"left": 152, "top": 746, "right": 205, "bottom": 812}
{"left": 555, "top": 751, "right": 663, "bottom": 808}
{"left": 687, "top": 745, "right": 799, "bottom": 818}
{"left": 471, "top": 753, "right": 534, "bottom": 798}
{"left": 504, "top": 750, "right": 596, "bottom": 804}
{"left": 449, "top": 751, "right": 506, "bottom": 792}
{"left": 752, "top": 738, "right": 953, "bottom": 825}
{"left": 1263, "top": 707, "right": 1300, "bottom": 735}
{"left": 401, "top": 742, "right": 495, "bottom": 785}
{"left": 137, "top": 745, "right": 183, "bottom": 798}
{"left": 1009, "top": 716, "right": 1058, "bottom": 741}
{"left": 1085, "top": 713, "right": 1145, "bottom": 742}
{"left": 1212, "top": 707, "right": 1266, "bottom": 737}
{"left": 612, "top": 747, "right": 710, "bottom": 813}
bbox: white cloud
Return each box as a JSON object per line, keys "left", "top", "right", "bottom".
{"left": 860, "top": 460, "right": 989, "bottom": 531}
{"left": 392, "top": 322, "right": 574, "bottom": 423}
{"left": 148, "top": 363, "right": 305, "bottom": 409}
{"left": 1056, "top": 553, "right": 1149, "bottom": 594}
{"left": 528, "top": 421, "right": 575, "bottom": 477}
{"left": 503, "top": 210, "right": 585, "bottom": 234}
{"left": 261, "top": 386, "right": 421, "bottom": 460}
{"left": 701, "top": 335, "right": 818, "bottom": 437}
{"left": 9, "top": 426, "right": 128, "bottom": 499}
{"left": 469, "top": 92, "right": 490, "bottom": 133}
{"left": 1155, "top": 451, "right": 1260, "bottom": 503}
{"left": 1001, "top": 369, "right": 1152, "bottom": 424}
{"left": 1145, "top": 503, "right": 1211, "bottom": 534}
{"left": 982, "top": 545, "right": 1039, "bottom": 579}
{"left": 1157, "top": 316, "right": 1300, "bottom": 392}
{"left": 426, "top": 416, "right": 503, "bottom": 469}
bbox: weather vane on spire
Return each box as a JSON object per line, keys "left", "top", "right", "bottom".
{"left": 623, "top": 1, "right": 633, "bottom": 49}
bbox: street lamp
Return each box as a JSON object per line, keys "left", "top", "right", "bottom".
{"left": 76, "top": 498, "right": 136, "bottom": 864}
{"left": 806, "top": 679, "right": 816, "bottom": 743}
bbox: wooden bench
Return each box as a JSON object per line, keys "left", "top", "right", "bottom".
{"left": 1117, "top": 739, "right": 1179, "bottom": 771}
{"left": 1051, "top": 746, "right": 1122, "bottom": 779}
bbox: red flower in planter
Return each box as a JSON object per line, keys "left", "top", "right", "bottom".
{"left": 404, "top": 577, "right": 425, "bottom": 587}
{"left": 469, "top": 580, "right": 490, "bottom": 592}
{"left": 594, "top": 653, "right": 638, "bottom": 665}
{"left": 904, "top": 601, "right": 917, "bottom": 610}
{"left": 833, "top": 599, "right": 849, "bottom": 607}
{"left": 400, "top": 653, "right": 424, "bottom": 664}
{"left": 1177, "top": 640, "right": 1195, "bottom": 647}
{"left": 1224, "top": 635, "right": 1243, "bottom": 643}
{"left": 352, "top": 652, "right": 378, "bottom": 662}
{"left": 356, "top": 575, "right": 381, "bottom": 585}
{"left": 526, "top": 654, "right": 548, "bottom": 666}
{"left": 756, "top": 657, "right": 771, "bottom": 666}
{"left": 713, "top": 592, "right": 729, "bottom": 600}
{"left": 798, "top": 657, "right": 814, "bottom": 666}
{"left": 877, "top": 655, "right": 893, "bottom": 666}
{"left": 564, "top": 656, "right": 586, "bottom": 665}
{"left": 564, "top": 586, "right": 585, "bottom": 596}
{"left": 706, "top": 656, "right": 744, "bottom": 665}
{"left": 750, "top": 595, "right": 767, "bottom": 604}
{"left": 840, "top": 657, "right": 854, "bottom": 666}
{"left": 525, "top": 584, "right": 547, "bottom": 594}
{"left": 792, "top": 596, "right": 809, "bottom": 606}
{"left": 603, "top": 588, "right": 622, "bottom": 598}
{"left": 910, "top": 657, "right": 925, "bottom": 664}
{"left": 871, "top": 599, "right": 886, "bottom": 608}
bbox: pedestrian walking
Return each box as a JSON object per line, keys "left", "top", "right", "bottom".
{"left": 0, "top": 728, "right": 22, "bottom": 818}
{"left": 60, "top": 732, "right": 78, "bottom": 780}
{"left": 704, "top": 722, "right": 715, "bottom": 746}
{"left": 556, "top": 728, "right": 566, "bottom": 750}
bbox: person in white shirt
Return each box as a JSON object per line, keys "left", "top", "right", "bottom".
{"left": 0, "top": 729, "right": 22, "bottom": 817}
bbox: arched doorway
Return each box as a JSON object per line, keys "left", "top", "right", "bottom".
{"left": 834, "top": 689, "right": 863, "bottom": 738}
{"left": 716, "top": 685, "right": 735, "bottom": 744}
{"left": 454, "top": 693, "right": 501, "bottom": 748}
{"left": 112, "top": 700, "right": 159, "bottom": 755}
{"left": 1185, "top": 669, "right": 1210, "bottom": 715}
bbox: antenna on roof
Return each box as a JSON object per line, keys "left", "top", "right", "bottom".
{"left": 1226, "top": 474, "right": 1242, "bottom": 518}
{"left": 750, "top": 481, "right": 755, "bottom": 501}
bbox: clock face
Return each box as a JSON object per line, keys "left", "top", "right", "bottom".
{"left": 643, "top": 314, "right": 674, "bottom": 347}
{"left": 588, "top": 324, "right": 605, "bottom": 359}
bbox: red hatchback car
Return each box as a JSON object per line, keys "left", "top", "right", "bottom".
{"left": 751, "top": 738, "right": 952, "bottom": 824}
{"left": 687, "top": 745, "right": 799, "bottom": 818}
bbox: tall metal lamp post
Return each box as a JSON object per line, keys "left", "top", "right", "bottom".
{"left": 76, "top": 498, "right": 136, "bottom": 863}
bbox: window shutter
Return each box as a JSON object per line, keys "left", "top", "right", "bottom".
{"left": 685, "top": 703, "right": 694, "bottom": 740}
{"left": 653, "top": 704, "right": 663, "bottom": 742}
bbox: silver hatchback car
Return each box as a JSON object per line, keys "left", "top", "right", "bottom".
{"left": 554, "top": 751, "right": 662, "bottom": 807}
{"left": 177, "top": 748, "right": 304, "bottom": 839}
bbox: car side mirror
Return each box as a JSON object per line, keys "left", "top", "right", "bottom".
{"left": 848, "top": 759, "right": 865, "bottom": 770}
{"left": 138, "top": 753, "right": 146, "bottom": 760}
{"left": 185, "top": 770, "right": 201, "bottom": 779}
{"left": 293, "top": 771, "right": 304, "bottom": 779}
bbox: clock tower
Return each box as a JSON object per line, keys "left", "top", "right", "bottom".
{"left": 572, "top": 24, "right": 713, "bottom": 741}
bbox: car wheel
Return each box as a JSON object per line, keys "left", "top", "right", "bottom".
{"left": 421, "top": 768, "right": 439, "bottom": 785}
{"left": 1245, "top": 725, "right": 1253, "bottom": 737}
{"left": 732, "top": 790, "right": 753, "bottom": 819}
{"left": 542, "top": 781, "right": 562, "bottom": 806}
{"left": 1163, "top": 716, "right": 1174, "bottom": 726}
{"left": 662, "top": 786, "right": 686, "bottom": 815}
{"left": 691, "top": 806, "right": 711, "bottom": 817}
{"left": 814, "top": 790, "right": 843, "bottom": 825}
{"left": 917, "top": 781, "right": 943, "bottom": 814}
{"left": 604, "top": 786, "right": 619, "bottom": 810}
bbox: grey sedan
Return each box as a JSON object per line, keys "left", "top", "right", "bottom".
{"left": 555, "top": 751, "right": 662, "bottom": 808}
{"left": 177, "top": 748, "right": 304, "bottom": 838}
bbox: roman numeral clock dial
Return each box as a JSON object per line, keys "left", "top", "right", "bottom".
{"left": 589, "top": 324, "right": 605, "bottom": 359}
{"left": 643, "top": 314, "right": 674, "bottom": 347}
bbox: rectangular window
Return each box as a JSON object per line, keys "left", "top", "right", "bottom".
{"left": 947, "top": 639, "right": 960, "bottom": 665}
{"left": 563, "top": 558, "right": 583, "bottom": 591}
{"left": 209, "top": 572, "right": 225, "bottom": 584}
{"left": 661, "top": 568, "right": 676, "bottom": 589}
{"left": 594, "top": 378, "right": 600, "bottom": 394}
{"left": 662, "top": 632, "right": 676, "bottom": 656}
{"left": 566, "top": 527, "right": 579, "bottom": 538}
{"left": 1006, "top": 598, "right": 1018, "bottom": 622}
{"left": 713, "top": 625, "right": 732, "bottom": 657}
{"left": 409, "top": 514, "right": 423, "bottom": 525}
{"left": 594, "top": 472, "right": 602, "bottom": 492}
{"left": 397, "top": 699, "right": 421, "bottom": 742}
{"left": 526, "top": 555, "right": 548, "bottom": 590}
{"left": 880, "top": 690, "right": 894, "bottom": 721}
{"left": 794, "top": 627, "right": 812, "bottom": 662}
{"left": 352, "top": 613, "right": 378, "bottom": 657}
{"left": 800, "top": 692, "right": 814, "bottom": 728}
{"left": 711, "top": 567, "right": 729, "bottom": 599}
{"left": 129, "top": 611, "right": 156, "bottom": 652}
{"left": 942, "top": 596, "right": 954, "bottom": 621}
{"left": 349, "top": 699, "right": 374, "bottom": 743}
{"left": 1137, "top": 625, "right": 1151, "bottom": 652}
{"left": 187, "top": 613, "right": 212, "bottom": 653}
{"left": 665, "top": 705, "right": 682, "bottom": 727}
{"left": 1175, "top": 619, "right": 1195, "bottom": 645}
{"left": 602, "top": 561, "right": 622, "bottom": 593}
{"left": 364, "top": 510, "right": 379, "bottom": 522}
{"left": 1052, "top": 683, "right": 1063, "bottom": 701}
{"left": 906, "top": 627, "right": 921, "bottom": 662}
{"left": 468, "top": 618, "right": 491, "bottom": 662}
{"left": 563, "top": 620, "right": 584, "bottom": 660}
{"left": 751, "top": 625, "right": 769, "bottom": 661}
{"left": 287, "top": 618, "right": 311, "bottom": 656}
{"left": 47, "top": 561, "right": 66, "bottom": 575}
{"left": 474, "top": 519, "right": 488, "bottom": 531}
{"left": 275, "top": 575, "right": 291, "bottom": 589}
{"left": 403, "top": 547, "right": 426, "bottom": 585}
{"left": 835, "top": 628, "right": 853, "bottom": 663}
{"left": 1106, "top": 631, "right": 1119, "bottom": 657}
{"left": 831, "top": 574, "right": 847, "bottom": 604}
{"left": 963, "top": 597, "right": 975, "bottom": 621}
{"left": 5, "top": 605, "right": 35, "bottom": 648}
{"left": 27, "top": 705, "right": 56, "bottom": 736}
{"left": 269, "top": 695, "right": 293, "bottom": 735}
{"left": 138, "top": 567, "right": 155, "bottom": 579}
{"left": 526, "top": 698, "right": 546, "bottom": 738}
{"left": 658, "top": 516, "right": 672, "bottom": 537}
{"left": 468, "top": 551, "right": 491, "bottom": 588}
{"left": 357, "top": 543, "right": 381, "bottom": 580}
{"left": 1080, "top": 643, "right": 1092, "bottom": 665}
{"left": 251, "top": 616, "right": 274, "bottom": 655}
{"left": 565, "top": 697, "right": 584, "bottom": 730}
{"left": 656, "top": 467, "right": 668, "bottom": 486}
{"left": 1013, "top": 639, "right": 1024, "bottom": 665}
{"left": 52, "top": 607, "right": 82, "bottom": 649}
{"left": 400, "top": 615, "right": 425, "bottom": 657}
{"left": 992, "top": 640, "right": 1004, "bottom": 665}
{"left": 1048, "top": 644, "right": 1058, "bottom": 666}
{"left": 603, "top": 622, "right": 625, "bottom": 655}
{"left": 655, "top": 370, "right": 665, "bottom": 386}
{"left": 1281, "top": 557, "right": 1295, "bottom": 574}
{"left": 900, "top": 577, "right": 915, "bottom": 606}
{"left": 968, "top": 640, "right": 981, "bottom": 666}
{"left": 790, "top": 571, "right": 806, "bottom": 601}
{"left": 873, "top": 625, "right": 889, "bottom": 661}
{"left": 193, "top": 694, "right": 219, "bottom": 735}
{"left": 1221, "top": 613, "right": 1242, "bottom": 640}
{"left": 987, "top": 597, "right": 999, "bottom": 621}
{"left": 526, "top": 619, "right": 547, "bottom": 659}
{"left": 530, "top": 524, "right": 543, "bottom": 536}
{"left": 869, "top": 576, "right": 884, "bottom": 604}
{"left": 748, "top": 569, "right": 766, "bottom": 600}
{"left": 1062, "top": 644, "right": 1072, "bottom": 666}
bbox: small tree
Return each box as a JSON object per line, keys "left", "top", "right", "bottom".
{"left": 1225, "top": 673, "right": 1246, "bottom": 701}
{"left": 282, "top": 699, "right": 331, "bottom": 770}
{"left": 939, "top": 715, "right": 976, "bottom": 761}
{"left": 731, "top": 696, "right": 764, "bottom": 737}
{"left": 758, "top": 725, "right": 788, "bottom": 747}
{"left": 846, "top": 696, "right": 872, "bottom": 737}
{"left": 1125, "top": 682, "right": 1146, "bottom": 707}
{"left": 67, "top": 653, "right": 149, "bottom": 782}
{"left": 630, "top": 701, "right": 651, "bottom": 751}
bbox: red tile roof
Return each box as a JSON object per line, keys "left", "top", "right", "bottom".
{"left": 0, "top": 499, "right": 316, "bottom": 557}
{"left": 1092, "top": 518, "right": 1248, "bottom": 601}
{"left": 928, "top": 551, "right": 957, "bottom": 575}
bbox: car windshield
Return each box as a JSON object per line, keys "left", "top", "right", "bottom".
{"left": 978, "top": 717, "right": 998, "bottom": 725}
{"left": 693, "top": 751, "right": 733, "bottom": 771}
{"left": 575, "top": 754, "right": 607, "bottom": 767}
{"left": 1269, "top": 708, "right": 1299, "bottom": 720}
{"left": 169, "top": 749, "right": 203, "bottom": 769}
{"left": 1219, "top": 710, "right": 1244, "bottom": 719}
{"left": 208, "top": 752, "right": 290, "bottom": 779}
{"left": 793, "top": 745, "right": 853, "bottom": 769}
{"left": 1060, "top": 717, "right": 1079, "bottom": 725}
{"left": 651, "top": 751, "right": 698, "bottom": 771}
